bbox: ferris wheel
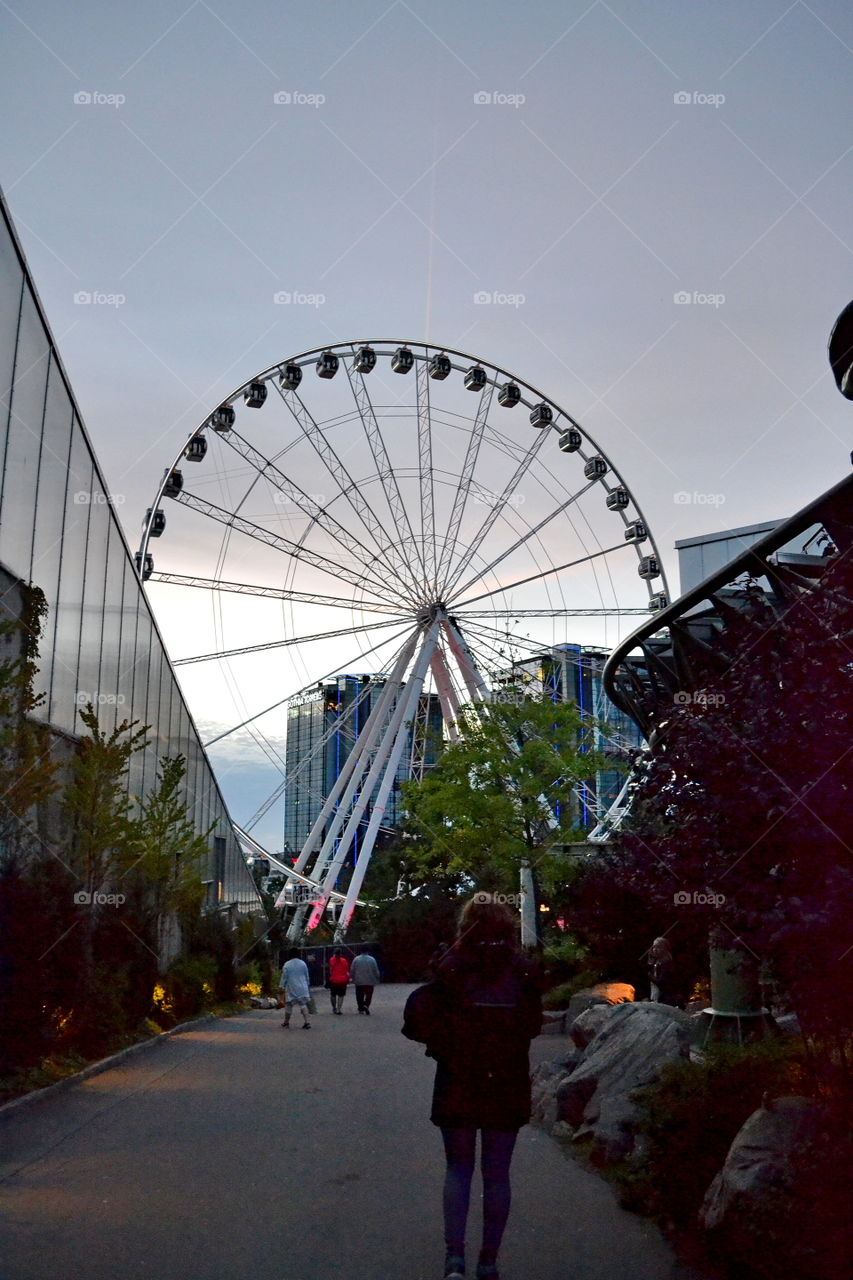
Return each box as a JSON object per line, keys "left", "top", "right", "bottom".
{"left": 138, "top": 340, "right": 669, "bottom": 938}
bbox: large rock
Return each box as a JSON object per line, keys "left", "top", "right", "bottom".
{"left": 531, "top": 1050, "right": 580, "bottom": 1125}
{"left": 540, "top": 982, "right": 635, "bottom": 1039}
{"left": 570, "top": 1003, "right": 616, "bottom": 1049}
{"left": 700, "top": 1097, "right": 847, "bottom": 1278}
{"left": 557, "top": 1001, "right": 690, "bottom": 1162}
{"left": 540, "top": 1009, "right": 570, "bottom": 1035}
{"left": 591, "top": 981, "right": 635, "bottom": 1004}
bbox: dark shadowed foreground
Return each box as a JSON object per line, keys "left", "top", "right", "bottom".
{"left": 1, "top": 985, "right": 700, "bottom": 1280}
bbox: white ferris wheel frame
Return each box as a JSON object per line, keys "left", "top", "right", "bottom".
{"left": 138, "top": 340, "right": 670, "bottom": 939}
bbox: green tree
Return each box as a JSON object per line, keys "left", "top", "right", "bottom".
{"left": 402, "top": 696, "right": 612, "bottom": 912}
{"left": 62, "top": 705, "right": 149, "bottom": 902}
{"left": 131, "top": 755, "right": 210, "bottom": 963}
{"left": 0, "top": 584, "right": 59, "bottom": 864}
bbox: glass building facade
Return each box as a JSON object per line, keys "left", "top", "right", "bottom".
{"left": 495, "top": 644, "right": 646, "bottom": 827}
{"left": 284, "top": 674, "right": 443, "bottom": 858}
{"left": 0, "top": 189, "right": 260, "bottom": 914}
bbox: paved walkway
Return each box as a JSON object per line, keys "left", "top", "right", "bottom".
{"left": 1, "top": 985, "right": 700, "bottom": 1280}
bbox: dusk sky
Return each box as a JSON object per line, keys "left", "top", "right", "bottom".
{"left": 2, "top": 0, "right": 851, "bottom": 850}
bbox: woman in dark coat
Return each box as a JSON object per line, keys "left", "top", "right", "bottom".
{"left": 402, "top": 895, "right": 542, "bottom": 1280}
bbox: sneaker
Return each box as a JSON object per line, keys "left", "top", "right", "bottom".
{"left": 302, "top": 1023, "right": 311, "bottom": 1030}
{"left": 444, "top": 1252, "right": 465, "bottom": 1279}
{"left": 475, "top": 1263, "right": 499, "bottom": 1279}
{"left": 281, "top": 1022, "right": 290, "bottom": 1029}
{"left": 364, "top": 1008, "right": 371, "bottom": 1015}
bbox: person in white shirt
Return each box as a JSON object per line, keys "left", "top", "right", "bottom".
{"left": 350, "top": 949, "right": 381, "bottom": 1014}
{"left": 280, "top": 948, "right": 312, "bottom": 1028}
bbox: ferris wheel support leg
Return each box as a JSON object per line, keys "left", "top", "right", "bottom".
{"left": 430, "top": 649, "right": 461, "bottom": 740}
{"left": 300, "top": 630, "right": 424, "bottom": 909}
{"left": 290, "top": 629, "right": 421, "bottom": 880}
{"left": 306, "top": 620, "right": 440, "bottom": 932}
{"left": 336, "top": 630, "right": 437, "bottom": 936}
{"left": 441, "top": 618, "right": 491, "bottom": 703}
{"left": 286, "top": 903, "right": 310, "bottom": 944}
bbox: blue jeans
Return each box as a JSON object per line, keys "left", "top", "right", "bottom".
{"left": 441, "top": 1127, "right": 518, "bottom": 1260}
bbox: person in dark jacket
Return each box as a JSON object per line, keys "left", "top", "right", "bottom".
{"left": 402, "top": 894, "right": 542, "bottom": 1280}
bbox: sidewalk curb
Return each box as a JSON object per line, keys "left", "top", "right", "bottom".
{"left": 0, "top": 1013, "right": 220, "bottom": 1121}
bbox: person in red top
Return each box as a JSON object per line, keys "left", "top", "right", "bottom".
{"left": 328, "top": 948, "right": 351, "bottom": 1014}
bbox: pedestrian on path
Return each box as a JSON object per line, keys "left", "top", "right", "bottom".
{"left": 328, "top": 947, "right": 350, "bottom": 1014}
{"left": 402, "top": 894, "right": 542, "bottom": 1280}
{"left": 647, "top": 936, "right": 676, "bottom": 1006}
{"left": 280, "top": 948, "right": 312, "bottom": 1029}
{"left": 351, "top": 948, "right": 381, "bottom": 1013}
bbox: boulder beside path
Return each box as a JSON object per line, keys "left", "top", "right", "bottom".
{"left": 555, "top": 1001, "right": 690, "bottom": 1161}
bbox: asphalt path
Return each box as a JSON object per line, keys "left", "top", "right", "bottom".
{"left": 1, "top": 985, "right": 700, "bottom": 1280}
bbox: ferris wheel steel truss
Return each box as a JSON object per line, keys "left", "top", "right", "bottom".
{"left": 139, "top": 341, "right": 670, "bottom": 938}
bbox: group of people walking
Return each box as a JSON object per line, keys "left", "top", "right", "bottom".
{"left": 328, "top": 947, "right": 382, "bottom": 1014}
{"left": 278, "top": 946, "right": 382, "bottom": 1027}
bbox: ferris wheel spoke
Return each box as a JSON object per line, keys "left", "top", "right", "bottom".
{"left": 455, "top": 620, "right": 521, "bottom": 672}
{"left": 454, "top": 607, "right": 649, "bottom": 619}
{"left": 277, "top": 383, "right": 423, "bottom": 602}
{"left": 202, "top": 618, "right": 416, "bottom": 747}
{"left": 217, "top": 428, "right": 403, "bottom": 588}
{"left": 148, "top": 571, "right": 407, "bottom": 615}
{"left": 416, "top": 358, "right": 437, "bottom": 590}
{"left": 173, "top": 616, "right": 409, "bottom": 666}
{"left": 344, "top": 355, "right": 427, "bottom": 586}
{"left": 434, "top": 380, "right": 494, "bottom": 590}
{"left": 441, "top": 424, "right": 551, "bottom": 600}
{"left": 171, "top": 489, "right": 410, "bottom": 606}
{"left": 451, "top": 541, "right": 629, "bottom": 609}
{"left": 449, "top": 478, "right": 598, "bottom": 602}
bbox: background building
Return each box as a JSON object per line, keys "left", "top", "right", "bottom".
{"left": 675, "top": 519, "right": 825, "bottom": 594}
{"left": 284, "top": 673, "right": 443, "bottom": 859}
{"left": 495, "top": 644, "right": 645, "bottom": 828}
{"left": 0, "top": 188, "right": 259, "bottom": 914}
